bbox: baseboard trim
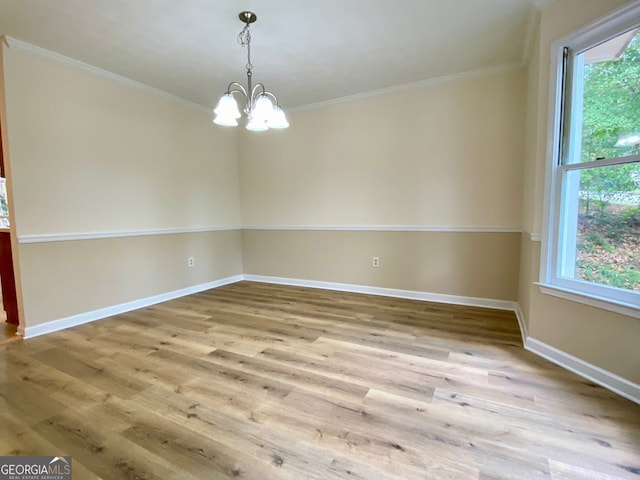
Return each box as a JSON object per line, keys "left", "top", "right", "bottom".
{"left": 525, "top": 337, "right": 640, "bottom": 405}
{"left": 21, "top": 273, "right": 518, "bottom": 339}
{"left": 243, "top": 274, "right": 517, "bottom": 311}
{"left": 513, "top": 303, "right": 528, "bottom": 347}
{"left": 22, "top": 275, "right": 244, "bottom": 339}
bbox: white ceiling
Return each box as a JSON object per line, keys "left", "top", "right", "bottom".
{"left": 0, "top": 0, "right": 550, "bottom": 109}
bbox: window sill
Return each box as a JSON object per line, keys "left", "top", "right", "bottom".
{"left": 536, "top": 283, "right": 639, "bottom": 319}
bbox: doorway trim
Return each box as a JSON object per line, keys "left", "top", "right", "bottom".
{"left": 0, "top": 38, "right": 26, "bottom": 336}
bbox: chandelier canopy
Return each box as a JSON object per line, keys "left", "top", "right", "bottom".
{"left": 213, "top": 11, "right": 289, "bottom": 131}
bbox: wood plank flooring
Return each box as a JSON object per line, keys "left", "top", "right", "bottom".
{"left": 0, "top": 281, "right": 638, "bottom": 479}
{"left": 0, "top": 321, "right": 18, "bottom": 346}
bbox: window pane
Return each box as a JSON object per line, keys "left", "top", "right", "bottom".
{"left": 577, "top": 29, "right": 640, "bottom": 163}
{"left": 560, "top": 163, "right": 640, "bottom": 291}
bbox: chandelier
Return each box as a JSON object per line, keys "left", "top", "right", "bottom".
{"left": 213, "top": 11, "right": 289, "bottom": 131}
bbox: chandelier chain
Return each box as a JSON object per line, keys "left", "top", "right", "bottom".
{"left": 238, "top": 24, "right": 253, "bottom": 72}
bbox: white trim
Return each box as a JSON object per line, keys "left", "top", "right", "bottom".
{"left": 18, "top": 226, "right": 521, "bottom": 243}
{"left": 243, "top": 274, "right": 518, "bottom": 312}
{"left": 2, "top": 36, "right": 211, "bottom": 114}
{"left": 289, "top": 63, "right": 523, "bottom": 113}
{"left": 537, "top": 283, "right": 640, "bottom": 319}
{"left": 18, "top": 226, "right": 241, "bottom": 244}
{"left": 525, "top": 337, "right": 640, "bottom": 405}
{"left": 539, "top": 28, "right": 564, "bottom": 283}
{"left": 21, "top": 275, "right": 244, "bottom": 339}
{"left": 243, "top": 225, "right": 522, "bottom": 233}
{"left": 563, "top": 153, "right": 640, "bottom": 170}
{"left": 513, "top": 303, "right": 528, "bottom": 346}
{"left": 523, "top": 231, "right": 542, "bottom": 242}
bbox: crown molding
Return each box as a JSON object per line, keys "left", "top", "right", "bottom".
{"left": 3, "top": 35, "right": 526, "bottom": 116}
{"left": 2, "top": 36, "right": 211, "bottom": 114}
{"left": 289, "top": 62, "right": 523, "bottom": 113}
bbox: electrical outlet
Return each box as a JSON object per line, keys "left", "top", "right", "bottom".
{"left": 188, "top": 257, "right": 195, "bottom": 267}
{"left": 372, "top": 256, "right": 380, "bottom": 267}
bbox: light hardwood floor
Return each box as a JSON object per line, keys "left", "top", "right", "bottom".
{"left": 0, "top": 321, "right": 18, "bottom": 346}
{"left": 0, "top": 281, "right": 638, "bottom": 479}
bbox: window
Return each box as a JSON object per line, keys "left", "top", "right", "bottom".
{"left": 545, "top": 11, "right": 640, "bottom": 314}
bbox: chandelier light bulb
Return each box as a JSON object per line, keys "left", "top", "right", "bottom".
{"left": 213, "top": 94, "right": 241, "bottom": 119}
{"left": 246, "top": 116, "right": 268, "bottom": 132}
{"left": 253, "top": 95, "right": 275, "bottom": 122}
{"left": 267, "top": 106, "right": 289, "bottom": 129}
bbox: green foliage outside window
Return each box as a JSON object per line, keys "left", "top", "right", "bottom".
{"left": 575, "top": 31, "right": 640, "bottom": 291}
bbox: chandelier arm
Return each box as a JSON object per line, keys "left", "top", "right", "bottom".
{"left": 227, "top": 82, "right": 248, "bottom": 98}
{"left": 250, "top": 83, "right": 267, "bottom": 101}
{"left": 261, "top": 91, "right": 280, "bottom": 107}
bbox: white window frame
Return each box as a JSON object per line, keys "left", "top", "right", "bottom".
{"left": 540, "top": 2, "right": 640, "bottom": 319}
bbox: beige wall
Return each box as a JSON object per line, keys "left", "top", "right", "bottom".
{"left": 243, "top": 230, "right": 520, "bottom": 301}
{"left": 239, "top": 69, "right": 525, "bottom": 228}
{"left": 3, "top": 47, "right": 241, "bottom": 236}
{"left": 239, "top": 69, "right": 525, "bottom": 302}
{"left": 19, "top": 231, "right": 241, "bottom": 327}
{"left": 522, "top": 16, "right": 542, "bottom": 236}
{"left": 1, "top": 45, "right": 242, "bottom": 328}
{"left": 520, "top": 0, "right": 639, "bottom": 382}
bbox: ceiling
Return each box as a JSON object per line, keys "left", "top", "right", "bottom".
{"left": 0, "top": 0, "right": 550, "bottom": 109}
